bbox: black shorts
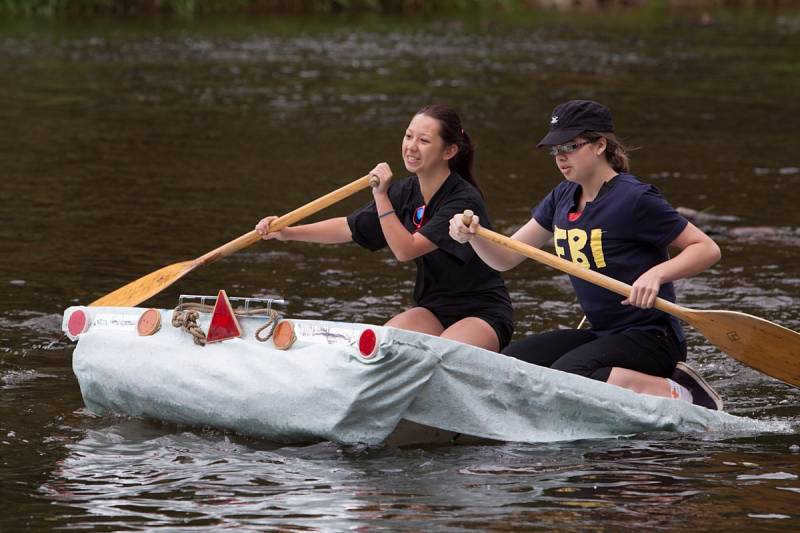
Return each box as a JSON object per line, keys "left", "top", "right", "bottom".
{"left": 501, "top": 328, "right": 686, "bottom": 382}
{"left": 421, "top": 302, "right": 514, "bottom": 351}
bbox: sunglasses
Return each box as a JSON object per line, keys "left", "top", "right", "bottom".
{"left": 548, "top": 140, "right": 592, "bottom": 156}
{"left": 413, "top": 204, "right": 426, "bottom": 231}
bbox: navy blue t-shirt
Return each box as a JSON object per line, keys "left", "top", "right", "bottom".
{"left": 532, "top": 173, "right": 688, "bottom": 342}
{"left": 347, "top": 173, "right": 511, "bottom": 313}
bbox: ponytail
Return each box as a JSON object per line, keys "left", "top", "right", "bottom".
{"left": 583, "top": 131, "right": 631, "bottom": 173}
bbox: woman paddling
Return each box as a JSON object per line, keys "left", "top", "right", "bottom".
{"left": 256, "top": 104, "right": 513, "bottom": 351}
{"left": 449, "top": 100, "right": 723, "bottom": 409}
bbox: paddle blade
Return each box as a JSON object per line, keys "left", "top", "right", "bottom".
{"left": 686, "top": 309, "right": 800, "bottom": 387}
{"left": 89, "top": 260, "right": 196, "bottom": 307}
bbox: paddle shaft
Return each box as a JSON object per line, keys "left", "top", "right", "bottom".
{"left": 462, "top": 211, "right": 680, "bottom": 315}
{"left": 196, "top": 174, "right": 377, "bottom": 266}
{"left": 90, "top": 174, "right": 376, "bottom": 307}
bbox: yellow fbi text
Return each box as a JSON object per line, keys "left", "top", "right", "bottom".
{"left": 553, "top": 225, "right": 606, "bottom": 269}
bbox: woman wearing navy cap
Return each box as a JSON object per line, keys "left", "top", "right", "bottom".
{"left": 449, "top": 100, "right": 724, "bottom": 409}
{"left": 257, "top": 104, "right": 513, "bottom": 351}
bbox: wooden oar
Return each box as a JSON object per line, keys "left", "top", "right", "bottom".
{"left": 90, "top": 174, "right": 378, "bottom": 308}
{"left": 462, "top": 210, "right": 800, "bottom": 387}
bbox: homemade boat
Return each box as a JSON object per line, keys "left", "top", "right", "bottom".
{"left": 62, "top": 296, "right": 778, "bottom": 446}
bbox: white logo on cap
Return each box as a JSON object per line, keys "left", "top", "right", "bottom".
{"left": 551, "top": 115, "right": 558, "bottom": 124}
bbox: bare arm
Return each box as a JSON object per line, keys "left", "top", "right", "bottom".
{"left": 449, "top": 214, "right": 553, "bottom": 271}
{"left": 625, "top": 221, "right": 722, "bottom": 308}
{"left": 372, "top": 191, "right": 436, "bottom": 261}
{"left": 255, "top": 216, "right": 352, "bottom": 244}
{"left": 370, "top": 162, "right": 437, "bottom": 262}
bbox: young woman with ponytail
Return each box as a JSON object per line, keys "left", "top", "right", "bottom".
{"left": 449, "top": 100, "right": 725, "bottom": 409}
{"left": 256, "top": 104, "right": 513, "bottom": 351}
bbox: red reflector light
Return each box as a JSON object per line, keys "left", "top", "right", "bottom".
{"left": 206, "top": 289, "right": 242, "bottom": 343}
{"left": 67, "top": 309, "right": 89, "bottom": 337}
{"left": 358, "top": 328, "right": 378, "bottom": 358}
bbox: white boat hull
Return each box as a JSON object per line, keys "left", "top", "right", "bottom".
{"left": 64, "top": 306, "right": 778, "bottom": 445}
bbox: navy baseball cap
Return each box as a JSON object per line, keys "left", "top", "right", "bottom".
{"left": 537, "top": 100, "right": 614, "bottom": 147}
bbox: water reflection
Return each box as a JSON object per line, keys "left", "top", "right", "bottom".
{"left": 41, "top": 424, "right": 800, "bottom": 530}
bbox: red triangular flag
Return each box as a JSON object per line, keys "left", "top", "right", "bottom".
{"left": 206, "top": 289, "right": 242, "bottom": 343}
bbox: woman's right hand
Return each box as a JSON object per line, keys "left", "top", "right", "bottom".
{"left": 449, "top": 212, "right": 480, "bottom": 244}
{"left": 368, "top": 162, "right": 393, "bottom": 195}
{"left": 255, "top": 216, "right": 288, "bottom": 241}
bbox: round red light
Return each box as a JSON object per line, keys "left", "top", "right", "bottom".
{"left": 358, "top": 328, "right": 377, "bottom": 358}
{"left": 67, "top": 309, "right": 89, "bottom": 337}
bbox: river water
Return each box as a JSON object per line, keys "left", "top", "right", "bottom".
{"left": 2, "top": 6, "right": 800, "bottom": 530}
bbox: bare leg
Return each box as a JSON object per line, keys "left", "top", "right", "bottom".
{"left": 607, "top": 367, "right": 671, "bottom": 397}
{"left": 441, "top": 317, "right": 499, "bottom": 352}
{"left": 385, "top": 307, "right": 444, "bottom": 336}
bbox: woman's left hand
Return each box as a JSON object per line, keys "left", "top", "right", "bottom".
{"left": 369, "top": 162, "right": 393, "bottom": 195}
{"left": 623, "top": 269, "right": 664, "bottom": 308}
{"left": 449, "top": 212, "right": 479, "bottom": 243}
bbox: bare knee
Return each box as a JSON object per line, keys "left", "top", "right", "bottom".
{"left": 441, "top": 318, "right": 499, "bottom": 352}
{"left": 385, "top": 307, "right": 444, "bottom": 336}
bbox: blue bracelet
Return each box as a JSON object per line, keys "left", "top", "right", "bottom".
{"left": 378, "top": 209, "right": 395, "bottom": 219}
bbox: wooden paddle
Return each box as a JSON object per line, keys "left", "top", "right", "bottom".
{"left": 90, "top": 174, "right": 378, "bottom": 308}
{"left": 461, "top": 210, "right": 800, "bottom": 387}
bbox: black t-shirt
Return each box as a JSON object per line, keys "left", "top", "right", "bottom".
{"left": 346, "top": 172, "right": 511, "bottom": 313}
{"left": 532, "top": 172, "right": 687, "bottom": 341}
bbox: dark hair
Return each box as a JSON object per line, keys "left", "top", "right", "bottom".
{"left": 581, "top": 131, "right": 631, "bottom": 173}
{"left": 415, "top": 104, "right": 481, "bottom": 195}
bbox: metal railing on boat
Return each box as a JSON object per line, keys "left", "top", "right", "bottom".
{"left": 177, "top": 294, "right": 286, "bottom": 317}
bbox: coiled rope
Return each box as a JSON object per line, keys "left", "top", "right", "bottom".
{"left": 171, "top": 309, "right": 207, "bottom": 346}
{"left": 254, "top": 310, "right": 279, "bottom": 342}
{"left": 170, "top": 303, "right": 280, "bottom": 345}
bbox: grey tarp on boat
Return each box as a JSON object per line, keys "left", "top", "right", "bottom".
{"left": 66, "top": 307, "right": 777, "bottom": 445}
